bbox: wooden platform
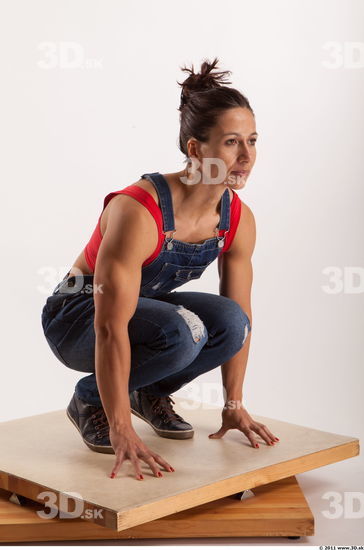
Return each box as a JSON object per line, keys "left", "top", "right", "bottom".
{"left": 0, "top": 397, "right": 359, "bottom": 533}
{"left": 0, "top": 476, "right": 313, "bottom": 542}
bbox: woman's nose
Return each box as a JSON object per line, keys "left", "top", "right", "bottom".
{"left": 238, "top": 145, "right": 251, "bottom": 162}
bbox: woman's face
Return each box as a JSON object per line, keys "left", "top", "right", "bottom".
{"left": 190, "top": 107, "right": 258, "bottom": 190}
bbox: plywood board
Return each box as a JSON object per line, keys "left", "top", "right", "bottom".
{"left": 0, "top": 397, "right": 359, "bottom": 531}
{"left": 0, "top": 476, "right": 314, "bottom": 542}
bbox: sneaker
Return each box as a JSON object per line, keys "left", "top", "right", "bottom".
{"left": 129, "top": 389, "right": 194, "bottom": 439}
{"left": 66, "top": 392, "right": 114, "bottom": 454}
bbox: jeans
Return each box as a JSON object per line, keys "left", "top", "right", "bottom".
{"left": 41, "top": 276, "right": 251, "bottom": 407}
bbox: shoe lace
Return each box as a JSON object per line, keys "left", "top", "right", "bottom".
{"left": 146, "top": 393, "right": 185, "bottom": 425}
{"left": 90, "top": 407, "right": 109, "bottom": 439}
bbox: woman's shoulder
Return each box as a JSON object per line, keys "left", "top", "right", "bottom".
{"left": 232, "top": 199, "right": 256, "bottom": 253}
{"left": 127, "top": 177, "right": 159, "bottom": 205}
{"left": 99, "top": 178, "right": 160, "bottom": 237}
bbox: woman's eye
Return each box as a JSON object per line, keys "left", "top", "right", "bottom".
{"left": 226, "top": 138, "right": 257, "bottom": 145}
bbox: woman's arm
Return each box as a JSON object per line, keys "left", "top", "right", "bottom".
{"left": 212, "top": 201, "right": 279, "bottom": 447}
{"left": 93, "top": 196, "right": 175, "bottom": 479}
{"left": 217, "top": 200, "right": 256, "bottom": 405}
{"left": 93, "top": 197, "right": 156, "bottom": 429}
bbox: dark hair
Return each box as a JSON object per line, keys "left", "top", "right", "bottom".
{"left": 177, "top": 57, "right": 254, "bottom": 163}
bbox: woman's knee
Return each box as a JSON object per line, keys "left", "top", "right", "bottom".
{"left": 161, "top": 305, "right": 208, "bottom": 365}
{"left": 175, "top": 305, "right": 208, "bottom": 344}
{"left": 213, "top": 297, "right": 251, "bottom": 351}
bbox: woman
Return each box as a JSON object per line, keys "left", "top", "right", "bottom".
{"left": 41, "top": 57, "right": 279, "bottom": 482}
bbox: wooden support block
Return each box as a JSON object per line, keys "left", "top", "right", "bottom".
{"left": 0, "top": 476, "right": 313, "bottom": 542}
{"left": 0, "top": 397, "right": 359, "bottom": 532}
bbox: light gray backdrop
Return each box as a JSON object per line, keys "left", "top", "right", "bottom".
{"left": 0, "top": 0, "right": 363, "bottom": 544}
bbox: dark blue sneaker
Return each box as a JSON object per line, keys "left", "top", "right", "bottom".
{"left": 66, "top": 393, "right": 114, "bottom": 454}
{"left": 129, "top": 389, "right": 194, "bottom": 439}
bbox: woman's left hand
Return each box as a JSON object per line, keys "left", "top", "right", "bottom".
{"left": 208, "top": 404, "right": 280, "bottom": 448}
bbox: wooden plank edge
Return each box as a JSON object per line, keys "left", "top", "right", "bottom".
{"left": 0, "top": 440, "right": 358, "bottom": 533}
{"left": 0, "top": 476, "right": 314, "bottom": 542}
{"left": 116, "top": 439, "right": 359, "bottom": 531}
{"left": 0, "top": 472, "right": 117, "bottom": 530}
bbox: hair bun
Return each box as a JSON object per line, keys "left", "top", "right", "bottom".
{"left": 178, "top": 57, "right": 232, "bottom": 109}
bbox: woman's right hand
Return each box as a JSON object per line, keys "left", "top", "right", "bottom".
{"left": 109, "top": 424, "right": 175, "bottom": 480}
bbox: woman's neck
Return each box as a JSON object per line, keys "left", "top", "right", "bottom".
{"left": 165, "top": 169, "right": 230, "bottom": 221}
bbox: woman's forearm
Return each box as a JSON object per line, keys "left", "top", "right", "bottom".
{"left": 221, "top": 329, "right": 252, "bottom": 406}
{"left": 95, "top": 327, "right": 133, "bottom": 430}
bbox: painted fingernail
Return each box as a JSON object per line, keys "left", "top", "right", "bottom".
{"left": 169, "top": 467, "right": 175, "bottom": 472}
{"left": 110, "top": 473, "right": 115, "bottom": 478}
{"left": 157, "top": 472, "right": 163, "bottom": 477}
{"left": 275, "top": 437, "right": 279, "bottom": 441}
{"left": 255, "top": 443, "right": 259, "bottom": 448}
{"left": 138, "top": 474, "right": 144, "bottom": 480}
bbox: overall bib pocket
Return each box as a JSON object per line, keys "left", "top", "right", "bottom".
{"left": 140, "top": 262, "right": 211, "bottom": 297}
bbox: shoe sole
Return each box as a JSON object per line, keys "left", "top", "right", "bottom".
{"left": 66, "top": 408, "right": 115, "bottom": 454}
{"left": 130, "top": 407, "right": 194, "bottom": 439}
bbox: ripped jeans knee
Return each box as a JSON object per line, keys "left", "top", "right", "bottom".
{"left": 176, "top": 305, "right": 207, "bottom": 344}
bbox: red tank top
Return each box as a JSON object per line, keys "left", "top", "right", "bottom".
{"left": 83, "top": 185, "right": 242, "bottom": 272}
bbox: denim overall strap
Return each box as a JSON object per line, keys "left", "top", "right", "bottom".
{"left": 140, "top": 172, "right": 176, "bottom": 233}
{"left": 141, "top": 172, "right": 231, "bottom": 237}
{"left": 217, "top": 187, "right": 230, "bottom": 232}
{"left": 210, "top": 186, "right": 230, "bottom": 249}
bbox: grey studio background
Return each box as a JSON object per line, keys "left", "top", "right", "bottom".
{"left": 0, "top": 0, "right": 363, "bottom": 545}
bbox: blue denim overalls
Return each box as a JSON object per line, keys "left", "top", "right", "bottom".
{"left": 52, "top": 171, "right": 231, "bottom": 299}
{"left": 138, "top": 172, "right": 230, "bottom": 298}
{"left": 43, "top": 173, "right": 251, "bottom": 403}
